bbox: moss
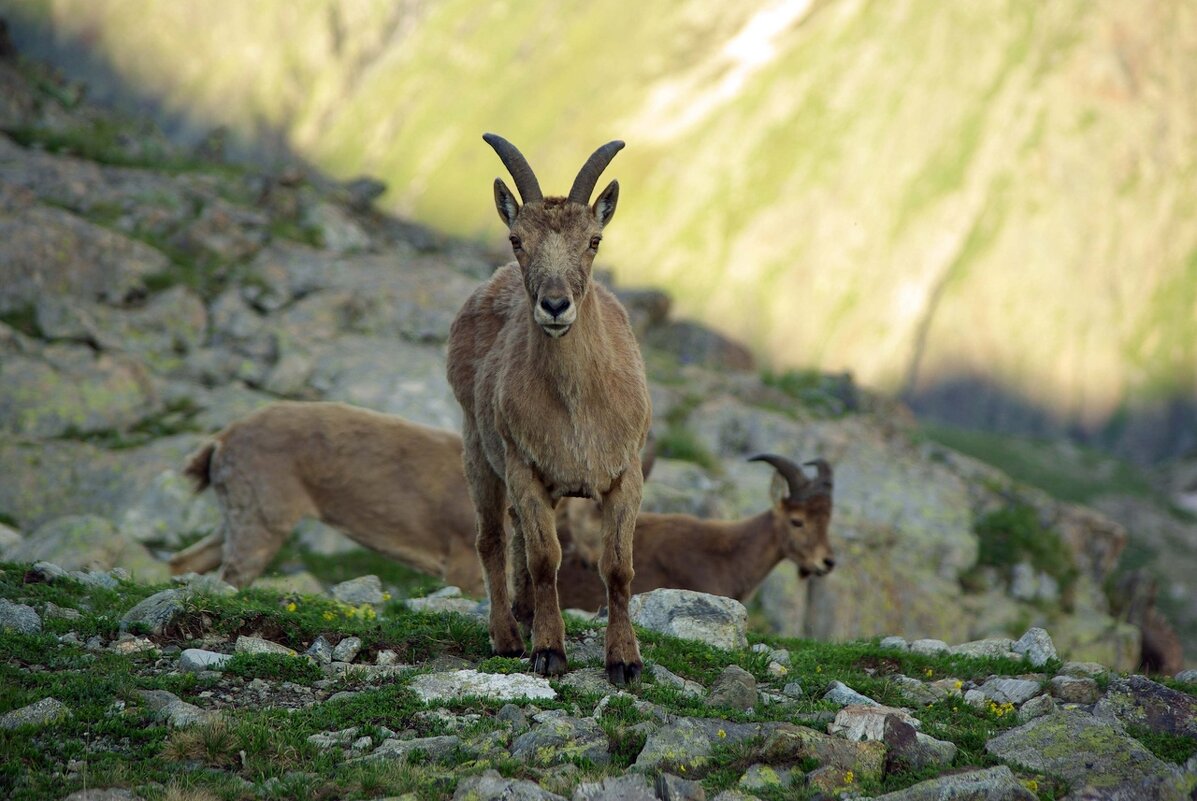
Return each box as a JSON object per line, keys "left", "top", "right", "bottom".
{"left": 967, "top": 503, "right": 1078, "bottom": 600}
{"left": 1126, "top": 725, "right": 1197, "bottom": 765}
{"left": 222, "top": 652, "right": 323, "bottom": 684}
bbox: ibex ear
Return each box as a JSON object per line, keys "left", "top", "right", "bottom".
{"left": 592, "top": 179, "right": 619, "bottom": 227}
{"left": 494, "top": 178, "right": 520, "bottom": 228}
{"left": 769, "top": 471, "right": 790, "bottom": 506}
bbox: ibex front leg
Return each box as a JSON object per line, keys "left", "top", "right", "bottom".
{"left": 599, "top": 465, "right": 643, "bottom": 685}
{"left": 506, "top": 458, "right": 567, "bottom": 676}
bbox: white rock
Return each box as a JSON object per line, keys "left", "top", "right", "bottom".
{"left": 880, "top": 636, "right": 909, "bottom": 651}
{"left": 977, "top": 677, "right": 1042, "bottom": 705}
{"left": 179, "top": 648, "right": 231, "bottom": 672}
{"left": 823, "top": 681, "right": 880, "bottom": 707}
{"left": 235, "top": 635, "right": 297, "bottom": 656}
{"left": 828, "top": 704, "right": 921, "bottom": 741}
{"left": 910, "top": 638, "right": 950, "bottom": 655}
{"left": 408, "top": 669, "right": 557, "bottom": 703}
{"left": 332, "top": 636, "right": 363, "bottom": 663}
{"left": 1013, "top": 627, "right": 1057, "bottom": 667}
{"left": 627, "top": 589, "right": 748, "bottom": 650}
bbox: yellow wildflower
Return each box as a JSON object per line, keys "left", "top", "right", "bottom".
{"left": 845, "top": 770, "right": 854, "bottom": 784}
{"left": 953, "top": 679, "right": 963, "bottom": 690}
{"left": 323, "top": 611, "right": 336, "bottom": 621}
{"left": 285, "top": 602, "right": 297, "bottom": 613}
{"left": 382, "top": 592, "right": 393, "bottom": 601}
{"left": 1023, "top": 779, "right": 1039, "bottom": 793}
{"left": 717, "top": 729, "right": 727, "bottom": 739}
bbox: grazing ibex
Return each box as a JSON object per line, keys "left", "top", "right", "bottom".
{"left": 555, "top": 455, "right": 835, "bottom": 610}
{"left": 447, "top": 134, "right": 652, "bottom": 684}
{"left": 169, "top": 402, "right": 484, "bottom": 591}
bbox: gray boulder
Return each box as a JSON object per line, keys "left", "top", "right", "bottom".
{"left": 0, "top": 697, "right": 70, "bottom": 729}
{"left": 627, "top": 588, "right": 748, "bottom": 650}
{"left": 976, "top": 677, "right": 1042, "bottom": 706}
{"left": 179, "top": 649, "right": 231, "bottom": 673}
{"left": 1093, "top": 675, "right": 1197, "bottom": 738}
{"left": 572, "top": 774, "right": 656, "bottom": 801}
{"left": 452, "top": 770, "right": 566, "bottom": 801}
{"left": 120, "top": 588, "right": 191, "bottom": 636}
{"left": 985, "top": 709, "right": 1175, "bottom": 789}
{"left": 869, "top": 766, "right": 1035, "bottom": 800}
{"left": 137, "top": 689, "right": 217, "bottom": 727}
{"left": 511, "top": 715, "right": 610, "bottom": 767}
{"left": 1049, "top": 675, "right": 1101, "bottom": 704}
{"left": 0, "top": 598, "right": 41, "bottom": 634}
{"left": 1013, "top": 627, "right": 1058, "bottom": 667}
{"left": 330, "top": 575, "right": 385, "bottom": 606}
{"left": 708, "top": 665, "right": 757, "bottom": 711}
{"left": 823, "top": 681, "right": 880, "bottom": 707}
{"left": 5, "top": 515, "right": 168, "bottom": 583}
{"left": 409, "top": 670, "right": 556, "bottom": 703}
{"left": 367, "top": 735, "right": 461, "bottom": 763}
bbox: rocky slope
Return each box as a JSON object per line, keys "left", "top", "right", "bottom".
{"left": 2, "top": 567, "right": 1196, "bottom": 800}
{"left": 0, "top": 51, "right": 1157, "bottom": 671}
{"left": 5, "top": 0, "right": 1197, "bottom": 462}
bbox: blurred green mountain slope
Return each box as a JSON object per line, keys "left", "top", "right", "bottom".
{"left": 7, "top": 0, "right": 1197, "bottom": 460}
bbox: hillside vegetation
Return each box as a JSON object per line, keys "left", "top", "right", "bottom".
{"left": 6, "top": 0, "right": 1197, "bottom": 462}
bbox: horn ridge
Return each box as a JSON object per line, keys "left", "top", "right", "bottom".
{"left": 483, "top": 133, "right": 544, "bottom": 203}
{"left": 568, "top": 140, "right": 625, "bottom": 204}
{"left": 803, "top": 459, "right": 834, "bottom": 494}
{"left": 748, "top": 453, "right": 809, "bottom": 499}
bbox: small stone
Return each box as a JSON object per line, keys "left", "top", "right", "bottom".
{"left": 308, "top": 727, "right": 360, "bottom": 749}
{"left": 0, "top": 697, "right": 70, "bottom": 729}
{"left": 332, "top": 636, "right": 363, "bottom": 663}
{"left": 409, "top": 670, "right": 556, "bottom": 702}
{"left": 765, "top": 661, "right": 788, "bottom": 678}
{"left": 1018, "top": 694, "right": 1056, "bottom": 721}
{"left": 376, "top": 649, "right": 399, "bottom": 666}
{"left": 655, "top": 773, "right": 707, "bottom": 801}
{"left": 43, "top": 602, "right": 82, "bottom": 621}
{"left": 709, "top": 665, "right": 757, "bottom": 711}
{"left": 976, "top": 677, "right": 1042, "bottom": 705}
{"left": 452, "top": 769, "right": 567, "bottom": 801}
{"left": 951, "top": 638, "right": 1016, "bottom": 659}
{"left": 882, "top": 715, "right": 956, "bottom": 772}
{"left": 331, "top": 575, "right": 385, "bottom": 606}
{"left": 497, "top": 703, "right": 529, "bottom": 733}
{"left": 1060, "top": 661, "right": 1108, "bottom": 678}
{"left": 1049, "top": 675, "right": 1100, "bottom": 704}
{"left": 572, "top": 773, "right": 656, "bottom": 801}
{"left": 1012, "top": 627, "right": 1057, "bottom": 667}
{"left": 119, "top": 584, "right": 190, "bottom": 632}
{"left": 963, "top": 689, "right": 987, "bottom": 708}
{"left": 930, "top": 678, "right": 964, "bottom": 697}
{"left": 1175, "top": 669, "right": 1197, "bottom": 684}
{"left": 511, "top": 716, "right": 609, "bottom": 766}
{"left": 306, "top": 635, "right": 334, "bottom": 665}
{"left": 29, "top": 562, "right": 69, "bottom": 582}
{"left": 179, "top": 649, "right": 231, "bottom": 673}
{"left": 110, "top": 636, "right": 156, "bottom": 654}
{"left": 137, "top": 689, "right": 217, "bottom": 728}
{"left": 782, "top": 681, "right": 803, "bottom": 698}
{"left": 829, "top": 704, "right": 921, "bottom": 741}
{"left": 235, "top": 635, "right": 296, "bottom": 656}
{"left": 368, "top": 735, "right": 462, "bottom": 762}
{"left": 0, "top": 598, "right": 41, "bottom": 634}
{"left": 651, "top": 664, "right": 706, "bottom": 698}
{"left": 350, "top": 735, "right": 372, "bottom": 751}
{"left": 738, "top": 763, "right": 789, "bottom": 791}
{"left": 823, "top": 680, "right": 879, "bottom": 707}
{"left": 892, "top": 675, "right": 945, "bottom": 706}
{"left": 909, "top": 638, "right": 950, "bottom": 655}
{"left": 880, "top": 636, "right": 909, "bottom": 651}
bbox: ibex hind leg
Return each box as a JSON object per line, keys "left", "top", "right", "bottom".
{"left": 466, "top": 446, "right": 524, "bottom": 657}
{"left": 507, "top": 507, "right": 535, "bottom": 637}
{"left": 600, "top": 468, "right": 644, "bottom": 686}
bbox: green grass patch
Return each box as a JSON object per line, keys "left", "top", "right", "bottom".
{"left": 222, "top": 653, "right": 323, "bottom": 684}
{"left": 0, "top": 303, "right": 40, "bottom": 338}
{"left": 963, "top": 504, "right": 1078, "bottom": 602}
{"left": 1126, "top": 724, "right": 1197, "bottom": 764}
{"left": 761, "top": 369, "right": 860, "bottom": 418}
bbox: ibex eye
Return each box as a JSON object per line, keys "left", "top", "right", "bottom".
{"left": 790, "top": 518, "right": 805, "bottom": 528}
{"left": 589, "top": 236, "right": 601, "bottom": 251}
{"left": 510, "top": 236, "right": 522, "bottom": 251}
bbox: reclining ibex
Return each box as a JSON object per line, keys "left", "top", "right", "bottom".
{"left": 555, "top": 455, "right": 835, "bottom": 610}
{"left": 446, "top": 134, "right": 652, "bottom": 684}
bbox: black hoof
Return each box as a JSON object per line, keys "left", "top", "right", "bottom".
{"left": 606, "top": 661, "right": 643, "bottom": 686}
{"left": 531, "top": 648, "right": 568, "bottom": 677}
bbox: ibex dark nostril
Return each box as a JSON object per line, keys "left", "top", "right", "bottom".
{"left": 540, "top": 297, "right": 570, "bottom": 317}
{"left": 824, "top": 558, "right": 836, "bottom": 570}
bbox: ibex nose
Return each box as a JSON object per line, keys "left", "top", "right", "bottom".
{"left": 823, "top": 557, "right": 836, "bottom": 571}
{"left": 540, "top": 297, "right": 571, "bottom": 318}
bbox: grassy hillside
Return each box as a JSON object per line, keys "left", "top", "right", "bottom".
{"left": 6, "top": 0, "right": 1197, "bottom": 460}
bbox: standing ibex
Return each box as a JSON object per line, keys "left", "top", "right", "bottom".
{"left": 447, "top": 134, "right": 651, "bottom": 684}
{"left": 556, "top": 456, "right": 835, "bottom": 609}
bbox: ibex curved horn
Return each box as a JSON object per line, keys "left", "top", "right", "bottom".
{"left": 804, "top": 459, "right": 834, "bottom": 494}
{"left": 568, "top": 140, "right": 625, "bottom": 204}
{"left": 483, "top": 133, "right": 543, "bottom": 204}
{"left": 749, "top": 454, "right": 809, "bottom": 500}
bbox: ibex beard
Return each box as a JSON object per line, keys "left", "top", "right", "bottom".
{"left": 446, "top": 133, "right": 652, "bottom": 685}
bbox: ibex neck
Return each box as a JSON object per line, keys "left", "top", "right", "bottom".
{"left": 527, "top": 289, "right": 608, "bottom": 385}
{"left": 721, "top": 512, "right": 787, "bottom": 601}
